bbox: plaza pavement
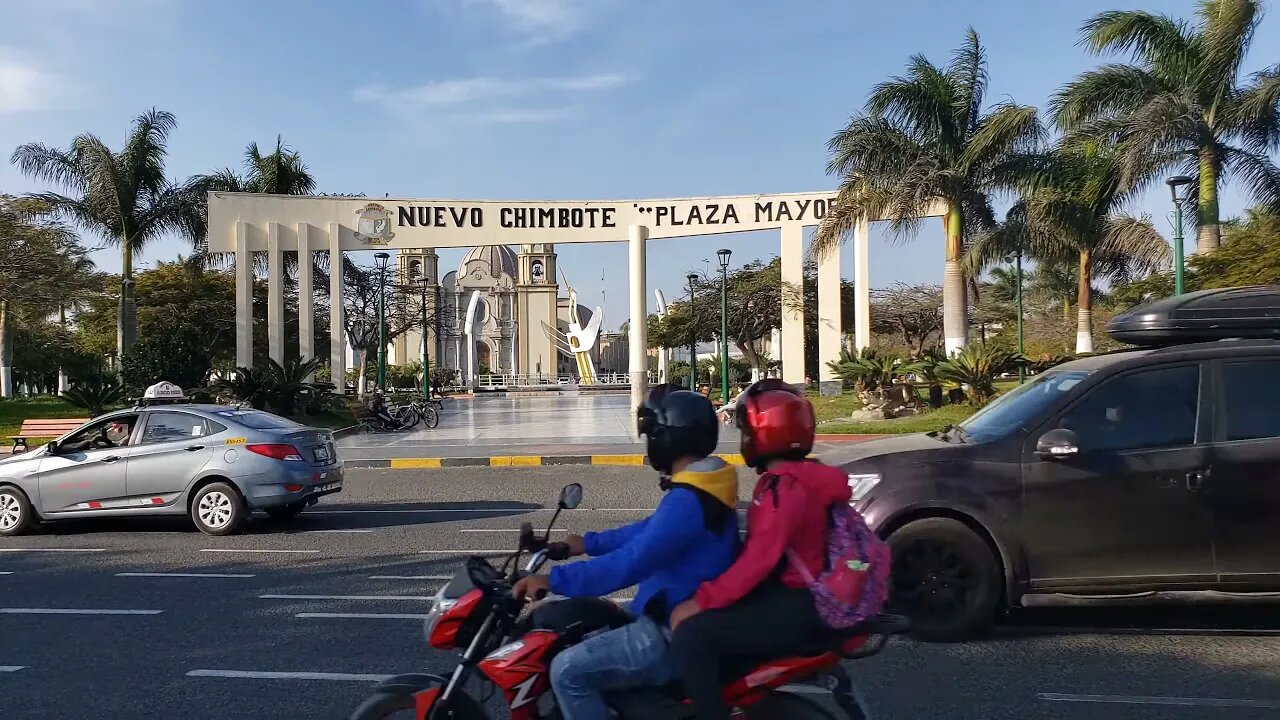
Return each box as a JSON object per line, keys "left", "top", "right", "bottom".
{"left": 337, "top": 393, "right": 882, "bottom": 465}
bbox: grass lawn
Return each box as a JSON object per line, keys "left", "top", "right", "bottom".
{"left": 819, "top": 403, "right": 975, "bottom": 435}
{"left": 807, "top": 391, "right": 867, "bottom": 423}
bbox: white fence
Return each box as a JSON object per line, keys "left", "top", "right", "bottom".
{"left": 474, "top": 372, "right": 658, "bottom": 389}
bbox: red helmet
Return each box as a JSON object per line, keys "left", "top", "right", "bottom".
{"left": 734, "top": 379, "right": 815, "bottom": 470}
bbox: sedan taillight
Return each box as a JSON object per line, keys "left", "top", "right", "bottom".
{"left": 246, "top": 443, "right": 305, "bottom": 462}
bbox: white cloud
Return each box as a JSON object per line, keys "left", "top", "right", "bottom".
{"left": 456, "top": 0, "right": 604, "bottom": 44}
{"left": 354, "top": 73, "right": 629, "bottom": 125}
{"left": 0, "top": 49, "right": 65, "bottom": 114}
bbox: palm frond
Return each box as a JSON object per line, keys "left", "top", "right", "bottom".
{"left": 1220, "top": 143, "right": 1280, "bottom": 213}
{"left": 960, "top": 102, "right": 1045, "bottom": 175}
{"left": 1198, "top": 0, "right": 1262, "bottom": 111}
{"left": 9, "top": 143, "right": 85, "bottom": 192}
{"left": 1231, "top": 64, "right": 1280, "bottom": 150}
{"left": 1051, "top": 65, "right": 1167, "bottom": 130}
{"left": 948, "top": 27, "right": 988, "bottom": 136}
{"left": 1080, "top": 10, "right": 1199, "bottom": 73}
{"left": 867, "top": 57, "right": 960, "bottom": 152}
{"left": 1096, "top": 213, "right": 1172, "bottom": 280}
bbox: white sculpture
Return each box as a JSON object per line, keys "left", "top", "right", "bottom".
{"left": 541, "top": 270, "right": 604, "bottom": 384}
{"left": 463, "top": 290, "right": 482, "bottom": 387}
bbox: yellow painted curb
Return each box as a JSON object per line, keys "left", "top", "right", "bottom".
{"left": 715, "top": 453, "right": 746, "bottom": 465}
{"left": 591, "top": 455, "right": 646, "bottom": 466}
{"left": 389, "top": 458, "right": 443, "bottom": 468}
{"left": 489, "top": 456, "right": 543, "bottom": 467}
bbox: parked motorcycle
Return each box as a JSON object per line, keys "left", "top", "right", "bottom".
{"left": 349, "top": 483, "right": 907, "bottom": 719}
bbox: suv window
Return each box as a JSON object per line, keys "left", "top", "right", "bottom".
{"left": 141, "top": 412, "right": 207, "bottom": 444}
{"left": 1221, "top": 359, "right": 1280, "bottom": 441}
{"left": 1057, "top": 364, "right": 1200, "bottom": 453}
{"left": 59, "top": 414, "right": 140, "bottom": 453}
{"left": 960, "top": 370, "right": 1090, "bottom": 443}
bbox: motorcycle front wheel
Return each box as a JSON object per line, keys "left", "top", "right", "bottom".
{"left": 349, "top": 690, "right": 487, "bottom": 720}
{"left": 741, "top": 691, "right": 851, "bottom": 719}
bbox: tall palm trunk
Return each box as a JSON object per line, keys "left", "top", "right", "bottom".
{"left": 942, "top": 207, "right": 968, "bottom": 355}
{"left": 118, "top": 239, "right": 137, "bottom": 361}
{"left": 1196, "top": 148, "right": 1221, "bottom": 253}
{"left": 1075, "top": 248, "right": 1093, "bottom": 354}
{"left": 0, "top": 299, "right": 12, "bottom": 398}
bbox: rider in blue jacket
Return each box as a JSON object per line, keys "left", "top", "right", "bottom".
{"left": 514, "top": 386, "right": 739, "bottom": 720}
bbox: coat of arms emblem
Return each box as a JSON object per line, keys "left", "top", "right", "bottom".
{"left": 354, "top": 203, "right": 395, "bottom": 245}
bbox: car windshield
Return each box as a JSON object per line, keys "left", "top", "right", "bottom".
{"left": 957, "top": 370, "right": 1091, "bottom": 443}
{"left": 213, "top": 410, "right": 301, "bottom": 431}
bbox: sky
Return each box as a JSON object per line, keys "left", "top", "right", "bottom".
{"left": 2, "top": 0, "right": 1277, "bottom": 331}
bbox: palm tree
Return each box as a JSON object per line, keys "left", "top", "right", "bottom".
{"left": 11, "top": 109, "right": 205, "bottom": 360}
{"left": 968, "top": 146, "right": 1170, "bottom": 353}
{"left": 1053, "top": 0, "right": 1280, "bottom": 253}
{"left": 814, "top": 29, "right": 1045, "bottom": 355}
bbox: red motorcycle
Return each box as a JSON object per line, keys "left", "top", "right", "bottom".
{"left": 349, "top": 483, "right": 907, "bottom": 720}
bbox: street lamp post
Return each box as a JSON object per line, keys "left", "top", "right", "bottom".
{"left": 716, "top": 249, "right": 732, "bottom": 404}
{"left": 686, "top": 273, "right": 699, "bottom": 391}
{"left": 1167, "top": 175, "right": 1193, "bottom": 295}
{"left": 374, "top": 252, "right": 390, "bottom": 393}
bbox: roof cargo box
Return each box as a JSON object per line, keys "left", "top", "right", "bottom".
{"left": 1106, "top": 286, "right": 1280, "bottom": 346}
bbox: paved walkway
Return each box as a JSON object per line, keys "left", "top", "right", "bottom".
{"left": 337, "top": 394, "right": 743, "bottom": 460}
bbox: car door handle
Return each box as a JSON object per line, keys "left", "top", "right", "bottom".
{"left": 100, "top": 456, "right": 121, "bottom": 463}
{"left": 1186, "top": 469, "right": 1210, "bottom": 492}
{"left": 1156, "top": 475, "right": 1178, "bottom": 489}
{"left": 185, "top": 445, "right": 206, "bottom": 452}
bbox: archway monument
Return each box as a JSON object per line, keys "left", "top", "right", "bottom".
{"left": 206, "top": 191, "right": 947, "bottom": 417}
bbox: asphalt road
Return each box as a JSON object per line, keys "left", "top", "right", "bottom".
{"left": 3, "top": 467, "right": 1280, "bottom": 719}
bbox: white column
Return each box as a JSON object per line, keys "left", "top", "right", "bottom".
{"left": 297, "top": 223, "right": 315, "bottom": 372}
{"left": 780, "top": 224, "right": 805, "bottom": 385}
{"left": 853, "top": 218, "right": 871, "bottom": 351}
{"left": 328, "top": 223, "right": 345, "bottom": 394}
{"left": 817, "top": 236, "right": 842, "bottom": 393}
{"left": 267, "top": 223, "right": 285, "bottom": 366}
{"left": 628, "top": 225, "right": 649, "bottom": 428}
{"left": 235, "top": 222, "right": 253, "bottom": 368}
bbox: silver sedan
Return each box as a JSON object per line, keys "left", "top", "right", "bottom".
{"left": 0, "top": 404, "right": 343, "bottom": 536}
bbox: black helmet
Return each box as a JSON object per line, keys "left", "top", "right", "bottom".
{"left": 636, "top": 385, "right": 719, "bottom": 475}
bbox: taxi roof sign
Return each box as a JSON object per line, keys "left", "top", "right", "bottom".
{"left": 143, "top": 381, "right": 187, "bottom": 400}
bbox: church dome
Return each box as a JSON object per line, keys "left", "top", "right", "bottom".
{"left": 458, "top": 245, "right": 517, "bottom": 280}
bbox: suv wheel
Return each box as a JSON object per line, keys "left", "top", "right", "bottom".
{"left": 0, "top": 487, "right": 35, "bottom": 537}
{"left": 888, "top": 517, "right": 1000, "bottom": 641}
{"left": 191, "top": 483, "right": 246, "bottom": 536}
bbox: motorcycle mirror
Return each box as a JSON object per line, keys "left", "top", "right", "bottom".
{"left": 559, "top": 483, "right": 583, "bottom": 510}
{"left": 518, "top": 522, "right": 535, "bottom": 549}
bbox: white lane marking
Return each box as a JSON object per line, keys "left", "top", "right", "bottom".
{"left": 117, "top": 572, "right": 256, "bottom": 579}
{"left": 260, "top": 594, "right": 436, "bottom": 601}
{"left": 417, "top": 550, "right": 505, "bottom": 555}
{"left": 302, "top": 529, "right": 374, "bottom": 534}
{"left": 369, "top": 575, "right": 453, "bottom": 580}
{"left": 1039, "top": 693, "right": 1280, "bottom": 709}
{"left": 0, "top": 572, "right": 13, "bottom": 575}
{"left": 0, "top": 548, "right": 105, "bottom": 553}
{"left": 187, "top": 669, "right": 392, "bottom": 682}
{"left": 0, "top": 608, "right": 162, "bottom": 615}
{"left": 0, "top": 666, "right": 25, "bottom": 672}
{"left": 312, "top": 508, "right": 655, "bottom": 515}
{"left": 295, "top": 612, "right": 430, "bottom": 620}
{"left": 200, "top": 549, "right": 319, "bottom": 554}
{"left": 459, "top": 528, "right": 567, "bottom": 534}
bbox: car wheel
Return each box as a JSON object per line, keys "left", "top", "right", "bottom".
{"left": 191, "top": 483, "right": 246, "bottom": 536}
{"left": 0, "top": 487, "right": 36, "bottom": 537}
{"left": 266, "top": 502, "right": 307, "bottom": 522}
{"left": 888, "top": 517, "right": 1000, "bottom": 642}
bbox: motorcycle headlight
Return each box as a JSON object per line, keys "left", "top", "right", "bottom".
{"left": 423, "top": 586, "right": 456, "bottom": 644}
{"left": 847, "top": 473, "right": 881, "bottom": 503}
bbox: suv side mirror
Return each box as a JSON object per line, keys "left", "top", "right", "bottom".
{"left": 559, "top": 483, "right": 583, "bottom": 510}
{"left": 1036, "top": 428, "right": 1080, "bottom": 461}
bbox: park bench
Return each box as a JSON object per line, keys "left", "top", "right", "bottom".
{"left": 9, "top": 418, "right": 88, "bottom": 454}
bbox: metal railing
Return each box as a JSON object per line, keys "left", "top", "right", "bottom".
{"left": 473, "top": 372, "right": 658, "bottom": 388}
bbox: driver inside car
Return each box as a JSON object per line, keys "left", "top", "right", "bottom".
{"left": 513, "top": 385, "right": 739, "bottom": 720}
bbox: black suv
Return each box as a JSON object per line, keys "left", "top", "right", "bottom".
{"left": 829, "top": 287, "right": 1280, "bottom": 640}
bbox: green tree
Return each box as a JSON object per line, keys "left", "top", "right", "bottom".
{"left": 967, "top": 146, "right": 1170, "bottom": 352}
{"left": 120, "top": 324, "right": 214, "bottom": 391}
{"left": 1053, "top": 0, "right": 1280, "bottom": 253}
{"left": 813, "top": 29, "right": 1044, "bottom": 354}
{"left": 11, "top": 109, "right": 206, "bottom": 360}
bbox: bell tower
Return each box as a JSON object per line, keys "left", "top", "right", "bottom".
{"left": 516, "top": 244, "right": 558, "bottom": 378}
{"left": 395, "top": 248, "right": 440, "bottom": 374}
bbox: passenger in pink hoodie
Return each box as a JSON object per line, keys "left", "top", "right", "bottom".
{"left": 669, "top": 379, "right": 851, "bottom": 720}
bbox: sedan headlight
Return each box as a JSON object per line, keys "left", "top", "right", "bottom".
{"left": 847, "top": 473, "right": 881, "bottom": 503}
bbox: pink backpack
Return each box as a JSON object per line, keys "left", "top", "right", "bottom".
{"left": 785, "top": 503, "right": 891, "bottom": 630}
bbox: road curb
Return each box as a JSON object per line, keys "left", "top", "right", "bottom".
{"left": 348, "top": 453, "right": 748, "bottom": 469}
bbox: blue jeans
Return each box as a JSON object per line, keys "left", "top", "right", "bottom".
{"left": 550, "top": 616, "right": 674, "bottom": 720}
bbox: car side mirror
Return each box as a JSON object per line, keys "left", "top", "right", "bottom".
{"left": 1036, "top": 428, "right": 1080, "bottom": 461}
{"left": 559, "top": 483, "right": 583, "bottom": 510}
{"left": 44, "top": 440, "right": 59, "bottom": 455}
